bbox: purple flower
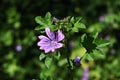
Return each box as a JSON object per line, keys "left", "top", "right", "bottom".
{"left": 81, "top": 68, "right": 89, "bottom": 80}
{"left": 74, "top": 56, "right": 80, "bottom": 65}
{"left": 99, "top": 15, "right": 104, "bottom": 22}
{"left": 53, "top": 17, "right": 58, "bottom": 23}
{"left": 98, "top": 33, "right": 103, "bottom": 38}
{"left": 105, "top": 35, "right": 110, "bottom": 40}
{"left": 15, "top": 44, "right": 22, "bottom": 52}
{"left": 37, "top": 27, "right": 65, "bottom": 53}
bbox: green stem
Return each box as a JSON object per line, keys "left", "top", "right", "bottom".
{"left": 67, "top": 57, "right": 72, "bottom": 70}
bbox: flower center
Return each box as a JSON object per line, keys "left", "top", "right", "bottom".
{"left": 51, "top": 41, "right": 57, "bottom": 46}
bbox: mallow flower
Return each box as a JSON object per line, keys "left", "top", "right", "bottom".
{"left": 15, "top": 44, "right": 22, "bottom": 52}
{"left": 81, "top": 68, "right": 89, "bottom": 80}
{"left": 53, "top": 17, "right": 58, "bottom": 23}
{"left": 99, "top": 15, "right": 104, "bottom": 22}
{"left": 37, "top": 27, "right": 65, "bottom": 53}
{"left": 74, "top": 56, "right": 81, "bottom": 65}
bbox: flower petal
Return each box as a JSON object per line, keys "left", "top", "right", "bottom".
{"left": 38, "top": 35, "right": 50, "bottom": 40}
{"left": 51, "top": 49, "right": 55, "bottom": 52}
{"left": 40, "top": 45, "right": 50, "bottom": 50}
{"left": 37, "top": 39, "right": 50, "bottom": 47}
{"left": 44, "top": 46, "right": 54, "bottom": 53}
{"left": 56, "top": 30, "right": 65, "bottom": 42}
{"left": 45, "top": 27, "right": 55, "bottom": 40}
{"left": 40, "top": 46, "right": 44, "bottom": 50}
{"left": 44, "top": 49, "right": 51, "bottom": 53}
{"left": 55, "top": 43, "right": 63, "bottom": 49}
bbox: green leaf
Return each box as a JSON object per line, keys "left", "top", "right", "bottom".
{"left": 45, "top": 57, "right": 52, "bottom": 68}
{"left": 75, "top": 17, "right": 82, "bottom": 23}
{"left": 34, "top": 26, "right": 45, "bottom": 31}
{"left": 90, "top": 31, "right": 99, "bottom": 39}
{"left": 58, "top": 59, "right": 67, "bottom": 66}
{"left": 72, "top": 27, "right": 79, "bottom": 32}
{"left": 76, "top": 23, "right": 86, "bottom": 29}
{"left": 87, "top": 23, "right": 104, "bottom": 33}
{"left": 1, "top": 30, "right": 13, "bottom": 46}
{"left": 39, "top": 53, "right": 46, "bottom": 61}
{"left": 72, "top": 22, "right": 86, "bottom": 32}
{"left": 85, "top": 54, "right": 93, "bottom": 61}
{"left": 104, "top": 14, "right": 115, "bottom": 24}
{"left": 35, "top": 12, "right": 53, "bottom": 28}
{"left": 91, "top": 49, "right": 104, "bottom": 59}
{"left": 45, "top": 12, "right": 51, "bottom": 20}
{"left": 70, "top": 17, "right": 75, "bottom": 24}
{"left": 80, "top": 34, "right": 87, "bottom": 42}
{"left": 49, "top": 25, "right": 58, "bottom": 31}
{"left": 82, "top": 35, "right": 97, "bottom": 53}
{"left": 94, "top": 38, "right": 110, "bottom": 48}
{"left": 35, "top": 16, "right": 47, "bottom": 26}
{"left": 45, "top": 12, "right": 53, "bottom": 26}
{"left": 54, "top": 52, "right": 61, "bottom": 60}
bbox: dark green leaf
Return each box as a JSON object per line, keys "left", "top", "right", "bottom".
{"left": 1, "top": 30, "right": 13, "bottom": 46}
{"left": 94, "top": 38, "right": 110, "bottom": 48}
{"left": 54, "top": 52, "right": 61, "bottom": 60}
{"left": 82, "top": 35, "right": 97, "bottom": 53}
{"left": 75, "top": 17, "right": 82, "bottom": 23}
{"left": 80, "top": 34, "right": 87, "bottom": 42}
{"left": 90, "top": 31, "right": 99, "bottom": 39}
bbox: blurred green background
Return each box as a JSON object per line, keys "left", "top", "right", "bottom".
{"left": 0, "top": 0, "right": 120, "bottom": 80}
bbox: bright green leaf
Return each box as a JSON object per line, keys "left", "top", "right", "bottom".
{"left": 39, "top": 53, "right": 46, "bottom": 61}
{"left": 91, "top": 49, "right": 105, "bottom": 59}
{"left": 35, "top": 16, "right": 47, "bottom": 26}
{"left": 85, "top": 54, "right": 93, "bottom": 61}
{"left": 72, "top": 27, "right": 79, "bottom": 32}
{"left": 77, "top": 23, "right": 86, "bottom": 29}
{"left": 45, "top": 12, "right": 51, "bottom": 20}
{"left": 70, "top": 17, "right": 74, "bottom": 24}
{"left": 34, "top": 25, "right": 45, "bottom": 31}
{"left": 45, "top": 57, "right": 52, "bottom": 68}
{"left": 72, "top": 22, "right": 86, "bottom": 32}
{"left": 45, "top": 12, "right": 53, "bottom": 26}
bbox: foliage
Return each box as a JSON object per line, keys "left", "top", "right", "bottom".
{"left": 0, "top": 0, "right": 120, "bottom": 80}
